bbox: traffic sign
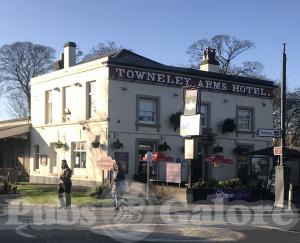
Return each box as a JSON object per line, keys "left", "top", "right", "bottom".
{"left": 273, "top": 146, "right": 282, "bottom": 156}
{"left": 146, "top": 151, "right": 153, "bottom": 161}
{"left": 256, "top": 129, "right": 281, "bottom": 138}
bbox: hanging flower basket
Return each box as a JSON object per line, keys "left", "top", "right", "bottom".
{"left": 169, "top": 112, "right": 182, "bottom": 131}
{"left": 212, "top": 145, "right": 223, "bottom": 154}
{"left": 91, "top": 141, "right": 100, "bottom": 148}
{"left": 112, "top": 139, "right": 123, "bottom": 149}
{"left": 158, "top": 142, "right": 171, "bottom": 151}
{"left": 222, "top": 118, "right": 236, "bottom": 134}
{"left": 54, "top": 140, "right": 64, "bottom": 149}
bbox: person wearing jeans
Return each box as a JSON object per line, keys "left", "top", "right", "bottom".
{"left": 58, "top": 159, "right": 72, "bottom": 208}
{"left": 110, "top": 162, "right": 124, "bottom": 211}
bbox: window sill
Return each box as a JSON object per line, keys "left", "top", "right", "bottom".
{"left": 237, "top": 130, "right": 253, "bottom": 134}
{"left": 135, "top": 123, "right": 161, "bottom": 132}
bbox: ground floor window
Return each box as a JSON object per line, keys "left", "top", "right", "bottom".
{"left": 34, "top": 145, "right": 39, "bottom": 170}
{"left": 72, "top": 142, "right": 86, "bottom": 168}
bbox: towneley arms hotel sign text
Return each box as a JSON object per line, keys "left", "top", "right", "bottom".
{"left": 109, "top": 66, "right": 274, "bottom": 98}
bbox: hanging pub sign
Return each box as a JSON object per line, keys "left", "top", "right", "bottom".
{"left": 184, "top": 138, "right": 194, "bottom": 159}
{"left": 180, "top": 114, "right": 202, "bottom": 137}
{"left": 184, "top": 89, "right": 199, "bottom": 115}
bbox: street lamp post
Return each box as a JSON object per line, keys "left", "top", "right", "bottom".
{"left": 274, "top": 43, "right": 288, "bottom": 208}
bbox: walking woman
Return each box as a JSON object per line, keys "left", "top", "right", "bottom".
{"left": 110, "top": 162, "right": 125, "bottom": 211}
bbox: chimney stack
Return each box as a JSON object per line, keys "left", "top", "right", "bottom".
{"left": 199, "top": 47, "right": 220, "bottom": 73}
{"left": 64, "top": 42, "right": 77, "bottom": 68}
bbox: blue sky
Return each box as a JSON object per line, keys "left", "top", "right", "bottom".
{"left": 0, "top": 0, "right": 299, "bottom": 119}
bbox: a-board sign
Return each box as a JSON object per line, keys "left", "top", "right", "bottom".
{"left": 96, "top": 156, "right": 115, "bottom": 171}
{"left": 166, "top": 163, "right": 181, "bottom": 184}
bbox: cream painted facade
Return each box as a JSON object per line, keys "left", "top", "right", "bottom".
{"left": 29, "top": 43, "right": 275, "bottom": 186}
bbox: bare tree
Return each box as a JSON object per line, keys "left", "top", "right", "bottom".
{"left": 0, "top": 42, "right": 55, "bottom": 118}
{"left": 6, "top": 90, "right": 28, "bottom": 118}
{"left": 273, "top": 86, "right": 300, "bottom": 147}
{"left": 186, "top": 34, "right": 264, "bottom": 77}
{"left": 83, "top": 41, "right": 123, "bottom": 61}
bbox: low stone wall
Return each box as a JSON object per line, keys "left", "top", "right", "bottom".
{"left": 127, "top": 181, "right": 187, "bottom": 203}
{"left": 30, "top": 175, "right": 98, "bottom": 187}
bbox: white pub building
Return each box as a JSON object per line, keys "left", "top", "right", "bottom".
{"left": 29, "top": 42, "right": 276, "bottom": 186}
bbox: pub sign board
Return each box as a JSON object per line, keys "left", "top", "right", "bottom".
{"left": 184, "top": 138, "right": 194, "bottom": 159}
{"left": 180, "top": 114, "right": 201, "bottom": 137}
{"left": 109, "top": 66, "right": 274, "bottom": 98}
{"left": 184, "top": 89, "right": 199, "bottom": 116}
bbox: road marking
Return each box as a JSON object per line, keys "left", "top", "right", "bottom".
{"left": 15, "top": 224, "right": 35, "bottom": 238}
{"left": 257, "top": 225, "right": 299, "bottom": 234}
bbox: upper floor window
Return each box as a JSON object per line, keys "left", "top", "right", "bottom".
{"left": 137, "top": 98, "right": 158, "bottom": 125}
{"left": 200, "top": 104, "right": 209, "bottom": 128}
{"left": 45, "top": 90, "right": 52, "bottom": 124}
{"left": 62, "top": 86, "right": 72, "bottom": 122}
{"left": 237, "top": 108, "right": 252, "bottom": 132}
{"left": 87, "top": 81, "right": 96, "bottom": 119}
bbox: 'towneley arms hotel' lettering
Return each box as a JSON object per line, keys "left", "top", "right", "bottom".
{"left": 109, "top": 67, "right": 274, "bottom": 98}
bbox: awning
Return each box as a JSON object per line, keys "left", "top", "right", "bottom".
{"left": 0, "top": 124, "right": 30, "bottom": 139}
{"left": 250, "top": 146, "right": 300, "bottom": 159}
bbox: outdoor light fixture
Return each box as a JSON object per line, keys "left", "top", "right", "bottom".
{"left": 262, "top": 102, "right": 266, "bottom": 106}
{"left": 53, "top": 87, "right": 60, "bottom": 92}
{"left": 223, "top": 98, "right": 228, "bottom": 103}
{"left": 121, "top": 87, "right": 128, "bottom": 91}
{"left": 73, "top": 82, "right": 82, "bottom": 87}
{"left": 173, "top": 93, "right": 179, "bottom": 97}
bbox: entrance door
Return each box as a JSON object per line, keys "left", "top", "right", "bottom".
{"left": 135, "top": 139, "right": 159, "bottom": 176}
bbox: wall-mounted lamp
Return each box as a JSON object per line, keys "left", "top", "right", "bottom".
{"left": 53, "top": 87, "right": 60, "bottom": 92}
{"left": 64, "top": 108, "right": 71, "bottom": 115}
{"left": 73, "top": 82, "right": 82, "bottom": 87}
{"left": 80, "top": 123, "right": 86, "bottom": 130}
{"left": 262, "top": 102, "right": 266, "bottom": 107}
{"left": 173, "top": 93, "right": 179, "bottom": 97}
{"left": 121, "top": 87, "right": 128, "bottom": 91}
{"left": 223, "top": 98, "right": 228, "bottom": 103}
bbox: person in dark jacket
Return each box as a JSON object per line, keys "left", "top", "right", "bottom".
{"left": 110, "top": 162, "right": 125, "bottom": 211}
{"left": 58, "top": 159, "right": 72, "bottom": 208}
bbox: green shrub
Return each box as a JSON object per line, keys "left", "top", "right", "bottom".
{"left": 89, "top": 185, "right": 110, "bottom": 199}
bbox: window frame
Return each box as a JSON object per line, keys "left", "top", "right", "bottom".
{"left": 86, "top": 81, "right": 97, "bottom": 119}
{"left": 200, "top": 103, "right": 210, "bottom": 129}
{"left": 62, "top": 86, "right": 71, "bottom": 122}
{"left": 72, "top": 141, "right": 87, "bottom": 169}
{"left": 45, "top": 90, "right": 53, "bottom": 124}
{"left": 136, "top": 95, "right": 160, "bottom": 130}
{"left": 237, "top": 106, "right": 254, "bottom": 133}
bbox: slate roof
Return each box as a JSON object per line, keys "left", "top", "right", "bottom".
{"left": 83, "top": 49, "right": 276, "bottom": 87}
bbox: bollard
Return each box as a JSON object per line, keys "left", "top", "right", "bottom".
{"left": 288, "top": 183, "right": 293, "bottom": 210}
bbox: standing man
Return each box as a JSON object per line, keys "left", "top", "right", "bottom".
{"left": 58, "top": 159, "right": 72, "bottom": 208}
